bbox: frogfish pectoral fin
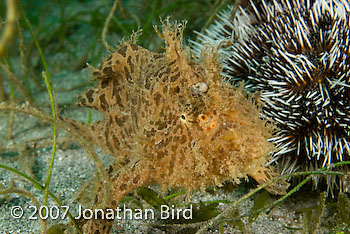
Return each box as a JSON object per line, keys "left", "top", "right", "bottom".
{"left": 250, "top": 166, "right": 290, "bottom": 195}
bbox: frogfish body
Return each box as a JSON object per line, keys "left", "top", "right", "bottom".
{"left": 77, "top": 19, "right": 288, "bottom": 234}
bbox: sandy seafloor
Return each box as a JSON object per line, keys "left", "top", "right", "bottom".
{"left": 0, "top": 141, "right": 336, "bottom": 234}
{"left": 0, "top": 70, "right": 337, "bottom": 234}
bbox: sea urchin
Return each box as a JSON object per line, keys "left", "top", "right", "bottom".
{"left": 192, "top": 0, "right": 350, "bottom": 192}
